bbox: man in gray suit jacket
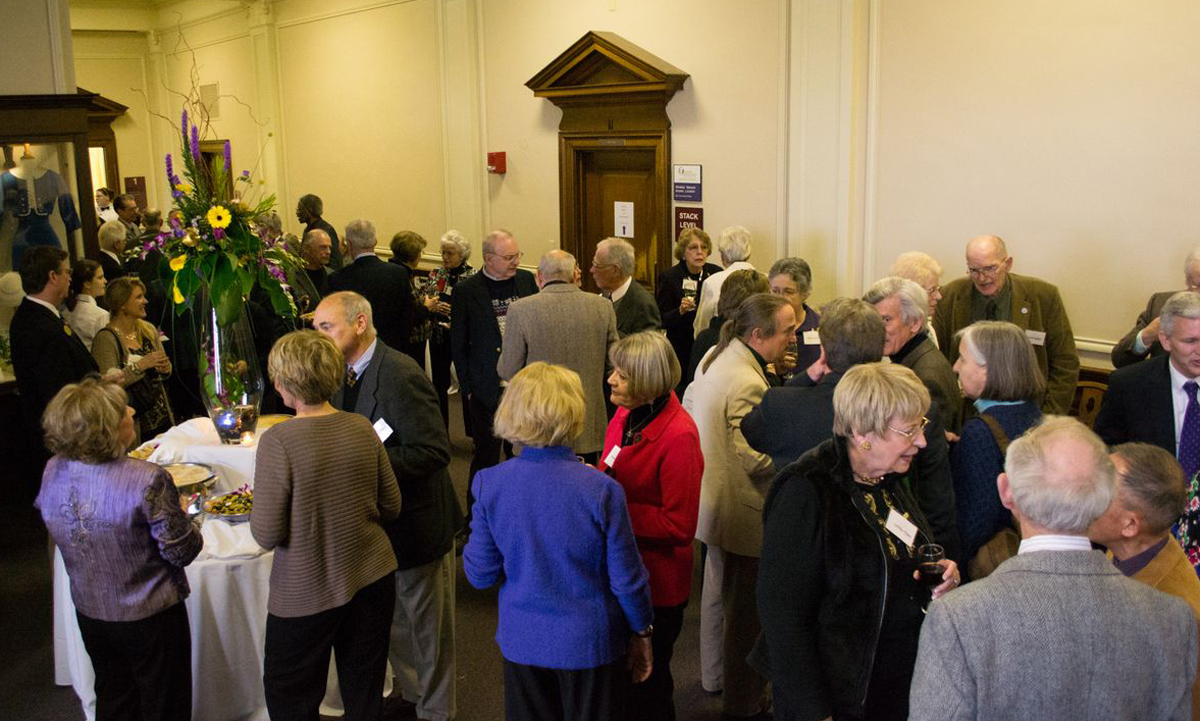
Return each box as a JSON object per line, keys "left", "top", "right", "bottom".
{"left": 498, "top": 250, "right": 618, "bottom": 461}
{"left": 910, "top": 416, "right": 1197, "bottom": 721}
{"left": 316, "top": 292, "right": 462, "bottom": 721}
{"left": 591, "top": 237, "right": 661, "bottom": 337}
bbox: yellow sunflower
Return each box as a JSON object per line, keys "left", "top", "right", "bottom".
{"left": 169, "top": 255, "right": 187, "bottom": 271}
{"left": 206, "top": 205, "right": 232, "bottom": 230}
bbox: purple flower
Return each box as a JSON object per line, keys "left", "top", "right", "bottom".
{"left": 165, "top": 154, "right": 175, "bottom": 186}
{"left": 181, "top": 108, "right": 188, "bottom": 134}
{"left": 172, "top": 190, "right": 184, "bottom": 199}
{"left": 214, "top": 227, "right": 225, "bottom": 240}
{"left": 173, "top": 227, "right": 186, "bottom": 239}
{"left": 223, "top": 141, "right": 232, "bottom": 172}
{"left": 190, "top": 125, "right": 201, "bottom": 160}
{"left": 241, "top": 169, "right": 250, "bottom": 178}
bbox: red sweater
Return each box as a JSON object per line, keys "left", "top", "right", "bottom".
{"left": 598, "top": 394, "right": 704, "bottom": 607}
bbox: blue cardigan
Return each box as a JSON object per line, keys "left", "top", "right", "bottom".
{"left": 952, "top": 401, "right": 1043, "bottom": 561}
{"left": 464, "top": 445, "right": 653, "bottom": 669}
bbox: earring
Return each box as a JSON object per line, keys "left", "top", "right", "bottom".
{"left": 859, "top": 441, "right": 871, "bottom": 451}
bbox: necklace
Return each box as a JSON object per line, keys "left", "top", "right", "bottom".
{"left": 853, "top": 472, "right": 886, "bottom": 487}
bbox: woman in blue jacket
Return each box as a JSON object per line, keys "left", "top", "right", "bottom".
{"left": 464, "top": 361, "right": 654, "bottom": 721}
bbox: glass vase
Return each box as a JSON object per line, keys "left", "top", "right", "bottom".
{"left": 199, "top": 290, "right": 263, "bottom": 444}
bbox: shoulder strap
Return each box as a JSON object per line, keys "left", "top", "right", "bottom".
{"left": 979, "top": 413, "right": 1010, "bottom": 454}
{"left": 99, "top": 327, "right": 129, "bottom": 365}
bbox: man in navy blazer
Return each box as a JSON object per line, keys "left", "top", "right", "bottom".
{"left": 10, "top": 247, "right": 102, "bottom": 491}
{"left": 450, "top": 230, "right": 538, "bottom": 517}
{"left": 743, "top": 297, "right": 962, "bottom": 561}
{"left": 317, "top": 291, "right": 461, "bottom": 721}
{"left": 327, "top": 219, "right": 416, "bottom": 364}
{"left": 1094, "top": 291, "right": 1200, "bottom": 456}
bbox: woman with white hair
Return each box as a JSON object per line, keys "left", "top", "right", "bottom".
{"left": 754, "top": 362, "right": 959, "bottom": 721}
{"left": 423, "top": 230, "right": 475, "bottom": 432}
{"left": 692, "top": 226, "right": 755, "bottom": 337}
{"left": 464, "top": 362, "right": 653, "bottom": 721}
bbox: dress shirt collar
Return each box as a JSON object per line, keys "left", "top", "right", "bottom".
{"left": 349, "top": 339, "right": 377, "bottom": 380}
{"left": 1167, "top": 359, "right": 1198, "bottom": 446}
{"left": 481, "top": 267, "right": 512, "bottom": 282}
{"left": 101, "top": 249, "right": 121, "bottom": 264}
{"left": 609, "top": 275, "right": 633, "bottom": 303}
{"left": 27, "top": 296, "right": 61, "bottom": 318}
{"left": 1018, "top": 534, "right": 1093, "bottom": 555}
{"left": 352, "top": 251, "right": 377, "bottom": 262}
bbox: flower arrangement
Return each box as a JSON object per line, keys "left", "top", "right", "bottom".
{"left": 143, "top": 105, "right": 301, "bottom": 328}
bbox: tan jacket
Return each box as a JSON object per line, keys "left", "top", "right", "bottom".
{"left": 683, "top": 338, "right": 775, "bottom": 557}
{"left": 1132, "top": 537, "right": 1200, "bottom": 721}
{"left": 497, "top": 283, "right": 619, "bottom": 454}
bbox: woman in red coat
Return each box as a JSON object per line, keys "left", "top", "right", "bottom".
{"left": 598, "top": 331, "right": 704, "bottom": 721}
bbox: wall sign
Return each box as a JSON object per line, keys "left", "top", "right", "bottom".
{"left": 674, "top": 206, "right": 704, "bottom": 239}
{"left": 673, "top": 163, "right": 702, "bottom": 202}
{"left": 614, "top": 201, "right": 635, "bottom": 238}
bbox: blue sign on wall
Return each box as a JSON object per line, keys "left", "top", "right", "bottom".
{"left": 673, "top": 164, "right": 702, "bottom": 202}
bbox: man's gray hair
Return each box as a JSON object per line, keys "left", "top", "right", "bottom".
{"left": 538, "top": 250, "right": 576, "bottom": 283}
{"left": 297, "top": 193, "right": 323, "bottom": 217}
{"left": 717, "top": 226, "right": 752, "bottom": 265}
{"left": 142, "top": 208, "right": 162, "bottom": 229}
{"left": 862, "top": 276, "right": 929, "bottom": 327}
{"left": 1160, "top": 291, "right": 1200, "bottom": 336}
{"left": 1186, "top": 248, "right": 1200, "bottom": 271}
{"left": 768, "top": 257, "right": 812, "bottom": 295}
{"left": 98, "top": 219, "right": 126, "bottom": 251}
{"left": 301, "top": 228, "right": 330, "bottom": 252}
{"left": 324, "top": 290, "right": 374, "bottom": 330}
{"left": 1004, "top": 415, "right": 1116, "bottom": 534}
{"left": 258, "top": 211, "right": 282, "bottom": 235}
{"left": 343, "top": 219, "right": 377, "bottom": 255}
{"left": 482, "top": 229, "right": 514, "bottom": 257}
{"left": 440, "top": 229, "right": 472, "bottom": 261}
{"left": 597, "top": 237, "right": 635, "bottom": 277}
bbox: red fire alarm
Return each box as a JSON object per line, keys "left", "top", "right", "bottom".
{"left": 487, "top": 152, "right": 507, "bottom": 174}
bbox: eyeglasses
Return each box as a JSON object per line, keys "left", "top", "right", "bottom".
{"left": 924, "top": 284, "right": 942, "bottom": 297}
{"left": 967, "top": 263, "right": 1004, "bottom": 278}
{"left": 888, "top": 416, "right": 930, "bottom": 442}
{"left": 591, "top": 261, "right": 619, "bottom": 270}
{"left": 488, "top": 252, "right": 523, "bottom": 263}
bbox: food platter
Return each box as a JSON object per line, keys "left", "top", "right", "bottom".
{"left": 162, "top": 463, "right": 217, "bottom": 495}
{"left": 257, "top": 414, "right": 293, "bottom": 431}
{"left": 204, "top": 487, "right": 253, "bottom": 523}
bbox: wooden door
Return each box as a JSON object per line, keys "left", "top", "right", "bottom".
{"left": 578, "top": 148, "right": 656, "bottom": 293}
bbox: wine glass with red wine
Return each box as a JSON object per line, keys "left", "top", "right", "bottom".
{"left": 917, "top": 543, "right": 946, "bottom": 611}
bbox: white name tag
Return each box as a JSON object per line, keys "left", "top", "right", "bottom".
{"left": 885, "top": 508, "right": 918, "bottom": 547}
{"left": 1025, "top": 329, "right": 1047, "bottom": 346}
{"left": 373, "top": 417, "right": 394, "bottom": 443}
{"left": 802, "top": 330, "right": 821, "bottom": 345}
{"left": 604, "top": 445, "right": 622, "bottom": 467}
{"left": 682, "top": 278, "right": 698, "bottom": 293}
{"left": 444, "top": 286, "right": 453, "bottom": 296}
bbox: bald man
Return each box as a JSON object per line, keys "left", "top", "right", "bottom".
{"left": 932, "top": 235, "right": 1079, "bottom": 414}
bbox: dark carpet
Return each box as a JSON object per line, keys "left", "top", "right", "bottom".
{"left": 0, "top": 395, "right": 729, "bottom": 720}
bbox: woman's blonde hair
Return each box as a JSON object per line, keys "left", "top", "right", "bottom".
{"left": 832, "top": 362, "right": 931, "bottom": 438}
{"left": 390, "top": 230, "right": 428, "bottom": 265}
{"left": 493, "top": 362, "right": 585, "bottom": 448}
{"left": 42, "top": 377, "right": 129, "bottom": 463}
{"left": 267, "top": 330, "right": 345, "bottom": 405}
{"left": 609, "top": 331, "right": 681, "bottom": 404}
{"left": 104, "top": 276, "right": 146, "bottom": 318}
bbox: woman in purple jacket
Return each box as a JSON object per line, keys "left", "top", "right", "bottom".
{"left": 37, "top": 378, "right": 202, "bottom": 721}
{"left": 464, "top": 362, "right": 654, "bottom": 721}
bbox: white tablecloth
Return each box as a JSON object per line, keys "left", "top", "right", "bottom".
{"left": 147, "top": 417, "right": 260, "bottom": 493}
{"left": 53, "top": 421, "right": 390, "bottom": 721}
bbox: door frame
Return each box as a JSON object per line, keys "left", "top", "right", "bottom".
{"left": 559, "top": 131, "right": 671, "bottom": 292}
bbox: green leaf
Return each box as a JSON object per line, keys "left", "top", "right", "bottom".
{"left": 210, "top": 254, "right": 243, "bottom": 327}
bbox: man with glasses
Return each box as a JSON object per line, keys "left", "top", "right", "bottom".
{"left": 591, "top": 237, "right": 661, "bottom": 337}
{"left": 1111, "top": 248, "right": 1200, "bottom": 368}
{"left": 450, "top": 229, "right": 538, "bottom": 532}
{"left": 932, "top": 234, "right": 1079, "bottom": 414}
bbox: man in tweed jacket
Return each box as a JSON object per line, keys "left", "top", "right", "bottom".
{"left": 910, "top": 416, "right": 1197, "bottom": 721}
{"left": 497, "top": 250, "right": 618, "bottom": 461}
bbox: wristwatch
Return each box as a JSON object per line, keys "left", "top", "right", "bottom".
{"left": 635, "top": 625, "right": 654, "bottom": 639}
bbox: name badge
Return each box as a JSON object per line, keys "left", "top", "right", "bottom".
{"left": 444, "top": 285, "right": 453, "bottom": 296}
{"left": 1025, "top": 329, "right": 1047, "bottom": 347}
{"left": 885, "top": 508, "right": 918, "bottom": 547}
{"left": 682, "top": 278, "right": 698, "bottom": 293}
{"left": 373, "top": 417, "right": 394, "bottom": 443}
{"left": 604, "top": 445, "right": 622, "bottom": 467}
{"left": 802, "top": 330, "right": 821, "bottom": 345}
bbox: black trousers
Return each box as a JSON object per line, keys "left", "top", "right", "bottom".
{"left": 263, "top": 573, "right": 396, "bottom": 721}
{"left": 465, "top": 393, "right": 512, "bottom": 523}
{"left": 75, "top": 602, "right": 192, "bottom": 721}
{"left": 628, "top": 602, "right": 687, "bottom": 721}
{"left": 502, "top": 657, "right": 628, "bottom": 721}
{"left": 430, "top": 332, "right": 472, "bottom": 437}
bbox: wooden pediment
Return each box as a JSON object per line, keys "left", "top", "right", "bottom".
{"left": 77, "top": 88, "right": 128, "bottom": 122}
{"left": 526, "top": 31, "right": 688, "bottom": 107}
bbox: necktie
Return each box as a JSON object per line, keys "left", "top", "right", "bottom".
{"left": 1179, "top": 381, "right": 1200, "bottom": 480}
{"left": 984, "top": 299, "right": 998, "bottom": 321}
{"left": 346, "top": 366, "right": 358, "bottom": 387}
